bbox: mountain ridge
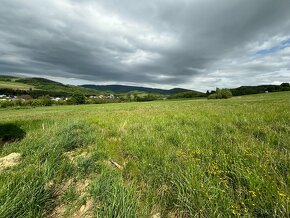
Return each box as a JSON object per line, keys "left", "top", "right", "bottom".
{"left": 81, "top": 84, "right": 196, "bottom": 95}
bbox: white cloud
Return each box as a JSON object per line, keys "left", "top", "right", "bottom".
{"left": 120, "top": 50, "right": 161, "bottom": 65}
{"left": 0, "top": 0, "right": 290, "bottom": 91}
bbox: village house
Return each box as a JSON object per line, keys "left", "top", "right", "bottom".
{"left": 51, "top": 97, "right": 62, "bottom": 101}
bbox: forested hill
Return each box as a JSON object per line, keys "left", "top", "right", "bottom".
{"left": 1, "top": 75, "right": 289, "bottom": 97}
{"left": 230, "top": 83, "right": 290, "bottom": 96}
{"left": 0, "top": 76, "right": 101, "bottom": 97}
{"left": 81, "top": 84, "right": 193, "bottom": 95}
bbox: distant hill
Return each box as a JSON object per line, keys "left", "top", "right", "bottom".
{"left": 17, "top": 77, "right": 65, "bottom": 86}
{"left": 81, "top": 84, "right": 193, "bottom": 95}
{"left": 230, "top": 84, "right": 290, "bottom": 96}
{"left": 2, "top": 75, "right": 288, "bottom": 98}
{"left": 0, "top": 75, "right": 100, "bottom": 97}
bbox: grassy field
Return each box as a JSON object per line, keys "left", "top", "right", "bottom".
{"left": 0, "top": 92, "right": 289, "bottom": 217}
{"left": 0, "top": 81, "right": 35, "bottom": 90}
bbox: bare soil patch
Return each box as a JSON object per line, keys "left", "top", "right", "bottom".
{"left": 0, "top": 152, "right": 21, "bottom": 172}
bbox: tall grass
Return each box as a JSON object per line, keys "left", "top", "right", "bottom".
{"left": 0, "top": 92, "right": 289, "bottom": 217}
{"left": 90, "top": 169, "right": 142, "bottom": 217}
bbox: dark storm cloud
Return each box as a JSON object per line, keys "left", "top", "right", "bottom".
{"left": 1, "top": 0, "right": 290, "bottom": 90}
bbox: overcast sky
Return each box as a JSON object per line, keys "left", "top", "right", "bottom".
{"left": 1, "top": 0, "right": 290, "bottom": 91}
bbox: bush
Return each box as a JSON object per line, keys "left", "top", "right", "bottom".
{"left": 39, "top": 95, "right": 52, "bottom": 106}
{"left": 136, "top": 94, "right": 157, "bottom": 102}
{"left": 0, "top": 101, "right": 14, "bottom": 108}
{"left": 208, "top": 93, "right": 218, "bottom": 99}
{"left": 220, "top": 89, "right": 233, "bottom": 99}
{"left": 208, "top": 88, "right": 232, "bottom": 99}
{"left": 67, "top": 94, "right": 86, "bottom": 105}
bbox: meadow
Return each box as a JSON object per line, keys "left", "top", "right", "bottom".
{"left": 0, "top": 92, "right": 289, "bottom": 217}
{"left": 0, "top": 81, "right": 35, "bottom": 90}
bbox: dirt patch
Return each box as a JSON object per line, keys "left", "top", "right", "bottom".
{"left": 72, "top": 198, "right": 94, "bottom": 218}
{"left": 0, "top": 152, "right": 21, "bottom": 172}
{"left": 75, "top": 179, "right": 90, "bottom": 194}
{"left": 65, "top": 151, "right": 89, "bottom": 162}
{"left": 56, "top": 178, "right": 90, "bottom": 196}
{"left": 47, "top": 204, "right": 66, "bottom": 218}
{"left": 47, "top": 178, "right": 92, "bottom": 218}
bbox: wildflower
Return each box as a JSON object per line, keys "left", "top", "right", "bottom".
{"left": 249, "top": 191, "right": 256, "bottom": 198}
{"left": 231, "top": 209, "right": 241, "bottom": 217}
{"left": 278, "top": 192, "right": 286, "bottom": 197}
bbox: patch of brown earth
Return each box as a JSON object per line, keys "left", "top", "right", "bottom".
{"left": 65, "top": 151, "right": 89, "bottom": 162}
{"left": 75, "top": 179, "right": 90, "bottom": 194}
{"left": 47, "top": 179, "right": 92, "bottom": 218}
{"left": 0, "top": 152, "right": 21, "bottom": 172}
{"left": 71, "top": 198, "right": 94, "bottom": 218}
{"left": 47, "top": 204, "right": 66, "bottom": 218}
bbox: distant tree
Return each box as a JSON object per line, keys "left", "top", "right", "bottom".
{"left": 133, "top": 93, "right": 138, "bottom": 99}
{"left": 208, "top": 88, "right": 232, "bottom": 99}
{"left": 126, "top": 93, "right": 133, "bottom": 102}
{"left": 220, "top": 89, "right": 233, "bottom": 99}
{"left": 281, "top": 82, "right": 290, "bottom": 87}
{"left": 136, "top": 94, "right": 157, "bottom": 102}
{"left": 69, "top": 93, "right": 86, "bottom": 104}
{"left": 215, "top": 88, "right": 222, "bottom": 99}
{"left": 126, "top": 93, "right": 137, "bottom": 102}
{"left": 168, "top": 91, "right": 205, "bottom": 99}
{"left": 207, "top": 93, "right": 217, "bottom": 99}
{"left": 39, "top": 95, "right": 52, "bottom": 106}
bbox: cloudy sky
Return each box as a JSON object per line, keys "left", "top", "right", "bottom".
{"left": 1, "top": 0, "right": 290, "bottom": 91}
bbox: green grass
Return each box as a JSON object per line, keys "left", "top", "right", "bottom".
{"left": 0, "top": 92, "right": 289, "bottom": 217}
{"left": 0, "top": 76, "right": 101, "bottom": 96}
{"left": 0, "top": 81, "right": 35, "bottom": 90}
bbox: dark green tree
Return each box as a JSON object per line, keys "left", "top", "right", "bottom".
{"left": 208, "top": 88, "right": 232, "bottom": 99}
{"left": 280, "top": 82, "right": 290, "bottom": 87}
{"left": 69, "top": 93, "right": 86, "bottom": 104}
{"left": 39, "top": 95, "right": 52, "bottom": 106}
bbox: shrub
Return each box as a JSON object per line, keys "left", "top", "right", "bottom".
{"left": 220, "top": 89, "right": 233, "bottom": 99}
{"left": 39, "top": 95, "right": 52, "bottom": 106}
{"left": 67, "top": 94, "right": 86, "bottom": 105}
{"left": 208, "top": 93, "right": 218, "bottom": 99}
{"left": 136, "top": 94, "right": 157, "bottom": 102}
{"left": 0, "top": 101, "right": 14, "bottom": 108}
{"left": 208, "top": 88, "right": 232, "bottom": 99}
